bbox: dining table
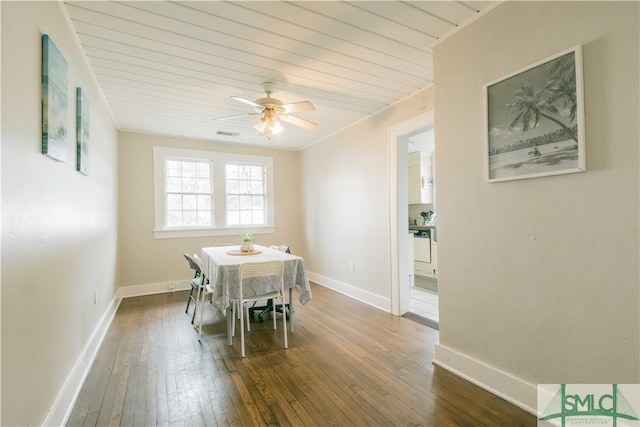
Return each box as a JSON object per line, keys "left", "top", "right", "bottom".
{"left": 200, "top": 244, "right": 312, "bottom": 344}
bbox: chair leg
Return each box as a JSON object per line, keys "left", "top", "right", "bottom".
{"left": 288, "top": 288, "right": 294, "bottom": 333}
{"left": 281, "top": 295, "right": 288, "bottom": 349}
{"left": 245, "top": 303, "right": 251, "bottom": 332}
{"left": 191, "top": 285, "right": 202, "bottom": 324}
{"left": 231, "top": 301, "right": 236, "bottom": 337}
{"left": 196, "top": 291, "right": 206, "bottom": 342}
{"left": 272, "top": 300, "right": 277, "bottom": 330}
{"left": 185, "top": 286, "right": 194, "bottom": 313}
{"left": 240, "top": 299, "right": 246, "bottom": 358}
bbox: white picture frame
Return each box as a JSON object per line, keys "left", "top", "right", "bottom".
{"left": 485, "top": 45, "right": 585, "bottom": 182}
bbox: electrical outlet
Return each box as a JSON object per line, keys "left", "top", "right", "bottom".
{"left": 349, "top": 261, "right": 355, "bottom": 272}
{"left": 168, "top": 282, "right": 175, "bottom": 290}
{"left": 93, "top": 289, "right": 98, "bottom": 305}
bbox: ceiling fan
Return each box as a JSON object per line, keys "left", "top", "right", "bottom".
{"left": 213, "top": 83, "right": 317, "bottom": 139}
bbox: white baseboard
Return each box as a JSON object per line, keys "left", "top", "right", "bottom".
{"left": 434, "top": 343, "right": 537, "bottom": 415}
{"left": 44, "top": 293, "right": 121, "bottom": 427}
{"left": 117, "top": 279, "right": 191, "bottom": 299}
{"left": 47, "top": 279, "right": 191, "bottom": 426}
{"left": 307, "top": 271, "right": 390, "bottom": 312}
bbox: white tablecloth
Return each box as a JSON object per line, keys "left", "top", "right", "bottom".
{"left": 201, "top": 245, "right": 312, "bottom": 313}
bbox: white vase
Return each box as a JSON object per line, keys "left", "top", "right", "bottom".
{"left": 241, "top": 241, "right": 253, "bottom": 252}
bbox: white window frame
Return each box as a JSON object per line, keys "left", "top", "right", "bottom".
{"left": 153, "top": 146, "right": 275, "bottom": 239}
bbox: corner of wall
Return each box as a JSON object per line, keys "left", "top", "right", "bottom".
{"left": 434, "top": 344, "right": 537, "bottom": 415}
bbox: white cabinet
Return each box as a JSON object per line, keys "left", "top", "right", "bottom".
{"left": 413, "top": 237, "right": 431, "bottom": 263}
{"left": 408, "top": 152, "right": 433, "bottom": 204}
{"left": 414, "top": 234, "right": 437, "bottom": 278}
{"left": 430, "top": 240, "right": 438, "bottom": 277}
{"left": 408, "top": 233, "right": 415, "bottom": 289}
{"left": 408, "top": 164, "right": 421, "bottom": 204}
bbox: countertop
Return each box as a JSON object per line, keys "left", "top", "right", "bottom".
{"left": 409, "top": 225, "right": 436, "bottom": 230}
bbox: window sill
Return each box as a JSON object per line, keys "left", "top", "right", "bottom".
{"left": 153, "top": 226, "right": 276, "bottom": 240}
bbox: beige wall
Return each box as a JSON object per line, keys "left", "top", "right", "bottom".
{"left": 300, "top": 87, "right": 434, "bottom": 306}
{"left": 434, "top": 0, "right": 638, "bottom": 390}
{"left": 1, "top": 2, "right": 119, "bottom": 425}
{"left": 118, "top": 132, "right": 302, "bottom": 288}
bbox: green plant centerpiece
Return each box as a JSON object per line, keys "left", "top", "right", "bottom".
{"left": 240, "top": 232, "right": 253, "bottom": 252}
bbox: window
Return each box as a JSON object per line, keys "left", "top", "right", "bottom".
{"left": 153, "top": 146, "right": 275, "bottom": 239}
{"left": 166, "top": 159, "right": 212, "bottom": 227}
{"left": 226, "top": 163, "right": 266, "bottom": 226}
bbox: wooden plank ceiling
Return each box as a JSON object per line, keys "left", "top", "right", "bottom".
{"left": 62, "top": 1, "right": 494, "bottom": 149}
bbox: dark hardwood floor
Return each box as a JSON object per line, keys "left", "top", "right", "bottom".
{"left": 67, "top": 283, "right": 535, "bottom": 426}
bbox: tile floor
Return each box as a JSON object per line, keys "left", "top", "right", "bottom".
{"left": 409, "top": 286, "right": 439, "bottom": 322}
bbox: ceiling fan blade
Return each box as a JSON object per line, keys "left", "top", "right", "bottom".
{"left": 281, "top": 101, "right": 315, "bottom": 114}
{"left": 213, "top": 112, "right": 260, "bottom": 121}
{"left": 280, "top": 114, "right": 317, "bottom": 130}
{"left": 231, "top": 96, "right": 262, "bottom": 109}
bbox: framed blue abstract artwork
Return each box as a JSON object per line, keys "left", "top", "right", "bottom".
{"left": 76, "top": 87, "right": 89, "bottom": 175}
{"left": 42, "top": 34, "right": 69, "bottom": 162}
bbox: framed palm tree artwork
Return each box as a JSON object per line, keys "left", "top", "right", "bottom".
{"left": 485, "top": 46, "right": 585, "bottom": 182}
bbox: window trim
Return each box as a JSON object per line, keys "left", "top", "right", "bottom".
{"left": 153, "top": 146, "right": 275, "bottom": 239}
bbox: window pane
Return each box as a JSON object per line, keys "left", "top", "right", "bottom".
{"left": 239, "top": 165, "right": 250, "bottom": 179}
{"left": 250, "top": 181, "right": 263, "bottom": 194}
{"left": 226, "top": 164, "right": 238, "bottom": 179}
{"left": 167, "top": 194, "right": 182, "bottom": 210}
{"left": 239, "top": 195, "right": 252, "bottom": 210}
{"left": 182, "top": 177, "right": 196, "bottom": 193}
{"left": 226, "top": 180, "right": 238, "bottom": 194}
{"left": 167, "top": 177, "right": 181, "bottom": 192}
{"left": 182, "top": 162, "right": 195, "bottom": 177}
{"left": 183, "top": 211, "right": 197, "bottom": 226}
{"left": 227, "top": 210, "right": 239, "bottom": 225}
{"left": 252, "top": 196, "right": 264, "bottom": 209}
{"left": 251, "top": 166, "right": 263, "bottom": 180}
{"left": 167, "top": 211, "right": 182, "bottom": 227}
{"left": 167, "top": 161, "right": 180, "bottom": 177}
{"left": 197, "top": 211, "right": 211, "bottom": 226}
{"left": 239, "top": 180, "right": 250, "bottom": 194}
{"left": 196, "top": 162, "right": 210, "bottom": 178}
{"left": 197, "top": 195, "right": 210, "bottom": 210}
{"left": 253, "top": 210, "right": 264, "bottom": 224}
{"left": 183, "top": 194, "right": 197, "bottom": 210}
{"left": 196, "top": 178, "right": 210, "bottom": 193}
{"left": 240, "top": 210, "right": 251, "bottom": 224}
{"left": 227, "top": 195, "right": 239, "bottom": 210}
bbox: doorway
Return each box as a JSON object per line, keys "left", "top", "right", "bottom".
{"left": 388, "top": 111, "right": 438, "bottom": 328}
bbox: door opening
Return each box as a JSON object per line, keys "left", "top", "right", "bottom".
{"left": 388, "top": 111, "right": 436, "bottom": 320}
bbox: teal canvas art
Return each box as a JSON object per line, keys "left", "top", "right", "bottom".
{"left": 76, "top": 87, "right": 89, "bottom": 175}
{"left": 42, "top": 34, "right": 68, "bottom": 162}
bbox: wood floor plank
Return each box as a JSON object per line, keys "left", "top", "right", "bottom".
{"left": 66, "top": 283, "right": 536, "bottom": 426}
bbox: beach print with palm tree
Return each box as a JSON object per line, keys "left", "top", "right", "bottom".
{"left": 487, "top": 49, "right": 583, "bottom": 181}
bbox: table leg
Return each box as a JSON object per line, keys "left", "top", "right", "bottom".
{"left": 289, "top": 288, "right": 294, "bottom": 333}
{"left": 227, "top": 305, "right": 233, "bottom": 346}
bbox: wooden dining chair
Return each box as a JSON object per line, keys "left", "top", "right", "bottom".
{"left": 234, "top": 260, "right": 287, "bottom": 357}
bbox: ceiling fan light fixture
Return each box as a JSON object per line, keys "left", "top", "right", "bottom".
{"left": 218, "top": 85, "right": 317, "bottom": 140}
{"left": 269, "top": 119, "right": 283, "bottom": 135}
{"left": 254, "top": 117, "right": 269, "bottom": 134}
